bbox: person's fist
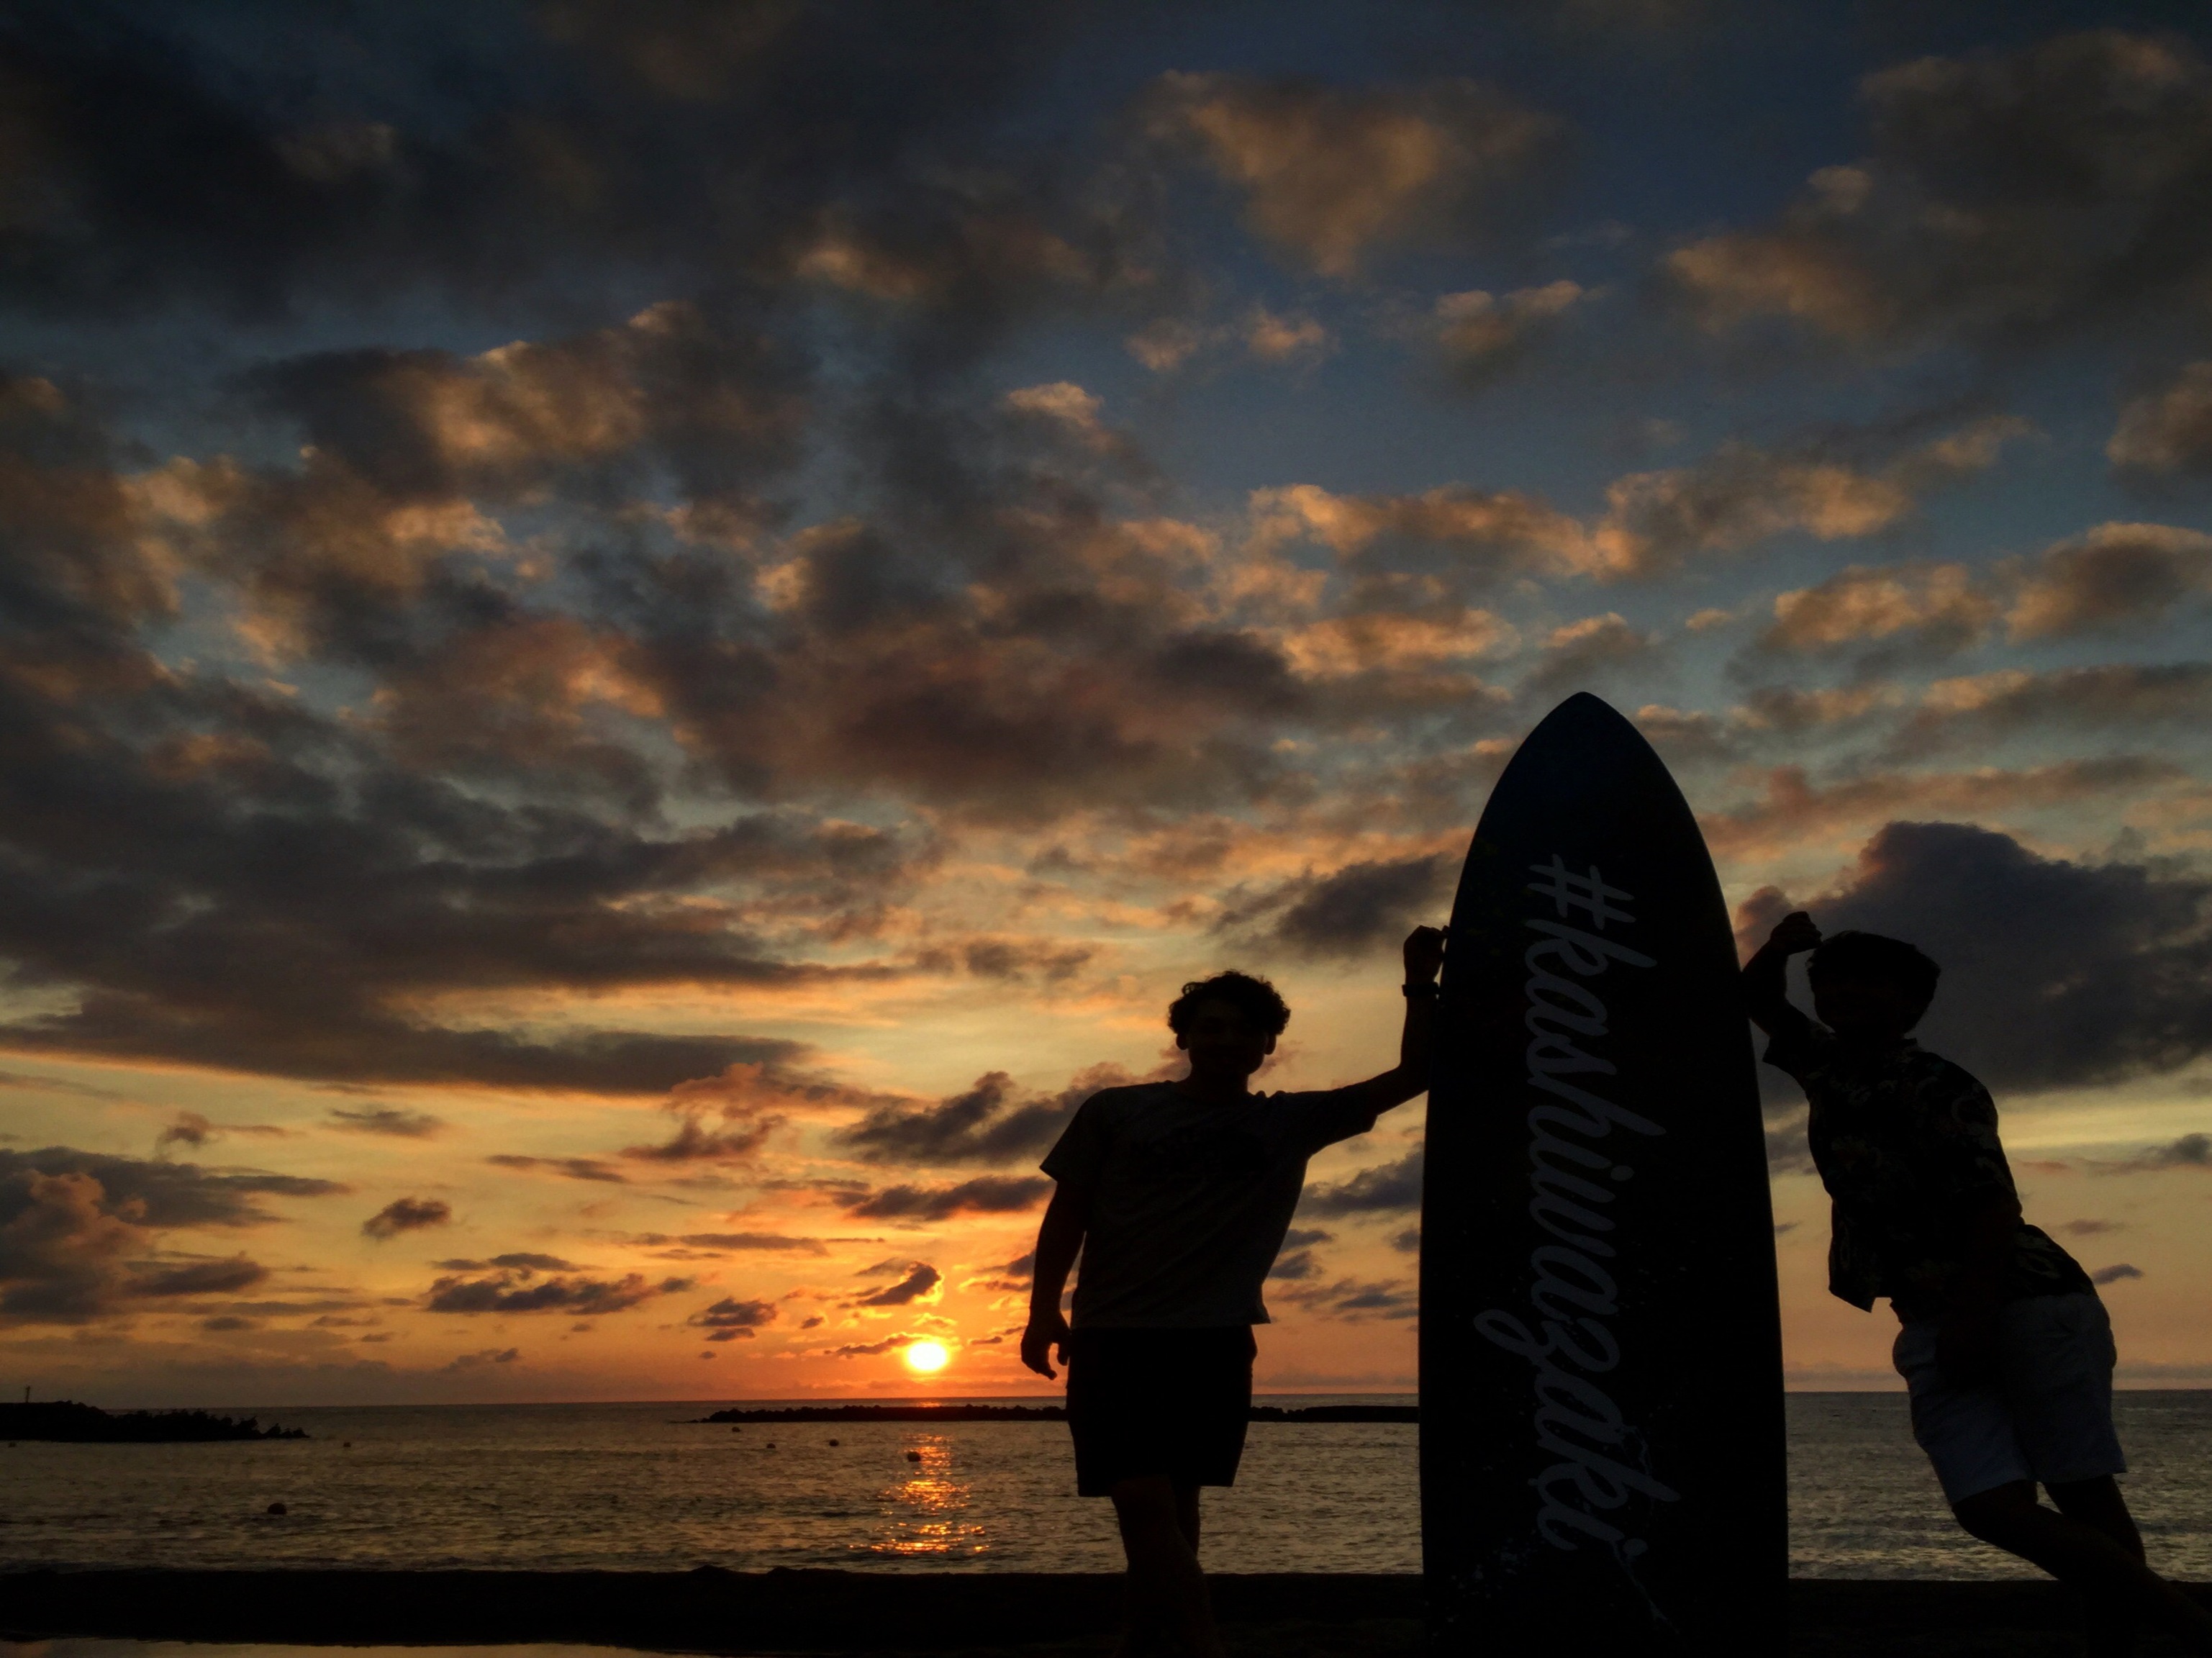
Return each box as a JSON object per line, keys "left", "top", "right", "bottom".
{"left": 1403, "top": 925, "right": 1447, "bottom": 983}
{"left": 1020, "top": 1308, "right": 1071, "bottom": 1380}
{"left": 1768, "top": 911, "right": 1822, "bottom": 955}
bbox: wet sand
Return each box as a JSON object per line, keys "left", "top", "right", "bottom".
{"left": 4, "top": 1570, "right": 2210, "bottom": 1656}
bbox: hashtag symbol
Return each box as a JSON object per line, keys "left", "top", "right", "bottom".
{"left": 1527, "top": 854, "right": 1635, "bottom": 929}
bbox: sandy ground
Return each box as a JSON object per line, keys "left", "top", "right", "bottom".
{"left": 1, "top": 1570, "right": 2201, "bottom": 1656}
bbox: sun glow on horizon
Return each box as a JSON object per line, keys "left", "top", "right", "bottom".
{"left": 902, "top": 1340, "right": 950, "bottom": 1373}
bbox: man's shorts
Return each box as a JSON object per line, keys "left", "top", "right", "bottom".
{"left": 1064, "top": 1325, "right": 1256, "bottom": 1498}
{"left": 1892, "top": 1290, "right": 2126, "bottom": 1505}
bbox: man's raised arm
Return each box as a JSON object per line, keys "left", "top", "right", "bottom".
{"left": 1743, "top": 910, "right": 1821, "bottom": 1036}
{"left": 1334, "top": 925, "right": 1447, "bottom": 1123}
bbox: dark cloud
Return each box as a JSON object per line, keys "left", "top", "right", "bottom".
{"left": 689, "top": 1295, "right": 779, "bottom": 1341}
{"left": 1, "top": 1147, "right": 336, "bottom": 1323}
{"left": 1669, "top": 30, "right": 2212, "bottom": 353}
{"left": 1269, "top": 1274, "right": 1418, "bottom": 1320}
{"left": 0, "top": 1148, "right": 348, "bottom": 1228}
{"left": 1220, "top": 855, "right": 1452, "bottom": 960}
{"left": 330, "top": 1107, "right": 446, "bottom": 1138}
{"left": 486, "top": 1156, "right": 629, "bottom": 1183}
{"left": 1890, "top": 663, "right": 2212, "bottom": 757}
{"left": 0, "top": 1, "right": 1103, "bottom": 325}
{"left": 855, "top": 1262, "right": 941, "bottom": 1306}
{"left": 627, "top": 1231, "right": 828, "bottom": 1256}
{"left": 2097, "top": 1133, "right": 2212, "bottom": 1174}
{"left": 362, "top": 1197, "right": 453, "bottom": 1240}
{"left": 843, "top": 1175, "right": 1051, "bottom": 1222}
{"left": 2092, "top": 1262, "right": 2145, "bottom": 1285}
{"left": 436, "top": 1253, "right": 578, "bottom": 1272}
{"left": 128, "top": 1255, "right": 268, "bottom": 1297}
{"left": 835, "top": 1066, "right": 1130, "bottom": 1167}
{"left": 2111, "top": 362, "right": 2212, "bottom": 476}
{"left": 423, "top": 1267, "right": 680, "bottom": 1315}
{"left": 1786, "top": 822, "right": 2212, "bottom": 1091}
{"left": 1300, "top": 1149, "right": 1424, "bottom": 1215}
{"left": 1142, "top": 72, "right": 1566, "bottom": 278}
{"left": 445, "top": 1346, "right": 521, "bottom": 1371}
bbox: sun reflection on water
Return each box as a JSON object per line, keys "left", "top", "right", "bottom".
{"left": 861, "top": 1435, "right": 988, "bottom": 1557}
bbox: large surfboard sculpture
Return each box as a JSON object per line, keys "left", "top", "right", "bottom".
{"left": 1420, "top": 692, "right": 1785, "bottom": 1654}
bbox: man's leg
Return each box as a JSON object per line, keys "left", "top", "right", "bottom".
{"left": 1953, "top": 1481, "right": 2212, "bottom": 1651}
{"left": 1110, "top": 1474, "right": 1223, "bottom": 1658}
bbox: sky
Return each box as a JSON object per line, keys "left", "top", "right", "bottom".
{"left": 4, "top": 0, "right": 2212, "bottom": 1407}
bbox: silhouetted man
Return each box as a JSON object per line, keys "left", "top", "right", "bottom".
{"left": 1022, "top": 926, "right": 1444, "bottom": 1658}
{"left": 1746, "top": 910, "right": 2212, "bottom": 1653}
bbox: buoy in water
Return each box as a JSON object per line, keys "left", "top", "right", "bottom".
{"left": 905, "top": 1450, "right": 923, "bottom": 1462}
{"left": 828, "top": 1439, "right": 840, "bottom": 1446}
{"left": 266, "top": 1502, "right": 287, "bottom": 1516}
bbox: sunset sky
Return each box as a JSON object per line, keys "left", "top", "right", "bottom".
{"left": 5, "top": 0, "right": 2212, "bottom": 1408}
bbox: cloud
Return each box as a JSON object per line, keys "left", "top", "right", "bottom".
{"left": 1302, "top": 1149, "right": 1424, "bottom": 1215}
{"left": 156, "top": 1112, "right": 216, "bottom": 1151}
{"left": 628, "top": 1231, "right": 828, "bottom": 1256}
{"left": 1430, "top": 281, "right": 1587, "bottom": 381}
{"left": 1146, "top": 73, "right": 1564, "bottom": 277}
{"left": 0, "top": 1149, "right": 348, "bottom": 1228}
{"left": 423, "top": 1267, "right": 680, "bottom": 1315}
{"left": 1268, "top": 1273, "right": 1418, "bottom": 1320}
{"left": 1759, "top": 563, "right": 1994, "bottom": 657}
{"left": 0, "top": 1149, "right": 320, "bottom": 1323}
{"left": 1219, "top": 854, "right": 1453, "bottom": 960}
{"left": 1667, "top": 32, "right": 2212, "bottom": 353}
{"left": 689, "top": 1295, "right": 779, "bottom": 1341}
{"left": 486, "top": 1156, "right": 629, "bottom": 1183}
{"left": 1596, "top": 419, "right": 2023, "bottom": 579}
{"left": 2003, "top": 523, "right": 2212, "bottom": 641}
{"left": 1780, "top": 821, "right": 2212, "bottom": 1090}
{"left": 445, "top": 1347, "right": 521, "bottom": 1371}
{"left": 437, "top": 1253, "right": 579, "bottom": 1272}
{"left": 330, "top": 1107, "right": 447, "bottom": 1138}
{"left": 1699, "top": 758, "right": 2180, "bottom": 862}
{"left": 1891, "top": 664, "right": 2212, "bottom": 756}
{"left": 2110, "top": 363, "right": 2212, "bottom": 476}
{"left": 854, "top": 1262, "right": 941, "bottom": 1307}
{"left": 127, "top": 1256, "right": 269, "bottom": 1297}
{"left": 363, "top": 1197, "right": 453, "bottom": 1240}
{"left": 835, "top": 1064, "right": 1138, "bottom": 1168}
{"left": 843, "top": 1175, "right": 1051, "bottom": 1222}
{"left": 2091, "top": 1263, "right": 2144, "bottom": 1285}
{"left": 2096, "top": 1133, "right": 2212, "bottom": 1174}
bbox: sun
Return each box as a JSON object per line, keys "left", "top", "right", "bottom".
{"left": 902, "top": 1340, "right": 950, "bottom": 1374}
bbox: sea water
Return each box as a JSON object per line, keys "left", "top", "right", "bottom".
{"left": 6, "top": 1393, "right": 2212, "bottom": 1579}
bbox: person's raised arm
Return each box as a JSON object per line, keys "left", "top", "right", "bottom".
{"left": 1743, "top": 910, "right": 1821, "bottom": 1037}
{"left": 1019, "top": 1182, "right": 1087, "bottom": 1380}
{"left": 1331, "top": 925, "right": 1447, "bottom": 1125}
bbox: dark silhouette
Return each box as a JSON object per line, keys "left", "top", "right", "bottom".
{"left": 1746, "top": 911, "right": 2212, "bottom": 1653}
{"left": 0, "top": 1400, "right": 305, "bottom": 1441}
{"left": 1020, "top": 928, "right": 1443, "bottom": 1658}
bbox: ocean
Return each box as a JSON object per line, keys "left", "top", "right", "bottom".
{"left": 6, "top": 1393, "right": 2212, "bottom": 1580}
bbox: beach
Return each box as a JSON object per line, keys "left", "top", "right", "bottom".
{"left": 7, "top": 1569, "right": 2211, "bottom": 1658}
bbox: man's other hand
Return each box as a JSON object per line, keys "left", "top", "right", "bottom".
{"left": 1020, "top": 1308, "right": 1072, "bottom": 1380}
{"left": 1403, "top": 925, "right": 1446, "bottom": 984}
{"left": 1769, "top": 911, "right": 1822, "bottom": 956}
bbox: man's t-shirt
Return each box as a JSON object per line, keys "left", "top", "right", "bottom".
{"left": 1763, "top": 1015, "right": 2092, "bottom": 1321}
{"left": 1040, "top": 1081, "right": 1378, "bottom": 1328}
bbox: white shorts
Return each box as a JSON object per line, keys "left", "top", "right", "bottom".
{"left": 1892, "top": 1291, "right": 2126, "bottom": 1505}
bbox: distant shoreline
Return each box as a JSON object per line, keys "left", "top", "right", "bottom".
{"left": 694, "top": 1403, "right": 1418, "bottom": 1423}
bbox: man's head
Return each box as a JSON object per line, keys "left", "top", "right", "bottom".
{"left": 1167, "top": 971, "right": 1290, "bottom": 1084}
{"left": 1807, "top": 930, "right": 1940, "bottom": 1042}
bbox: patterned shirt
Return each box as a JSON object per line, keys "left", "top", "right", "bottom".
{"left": 1763, "top": 1015, "right": 2092, "bottom": 1322}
